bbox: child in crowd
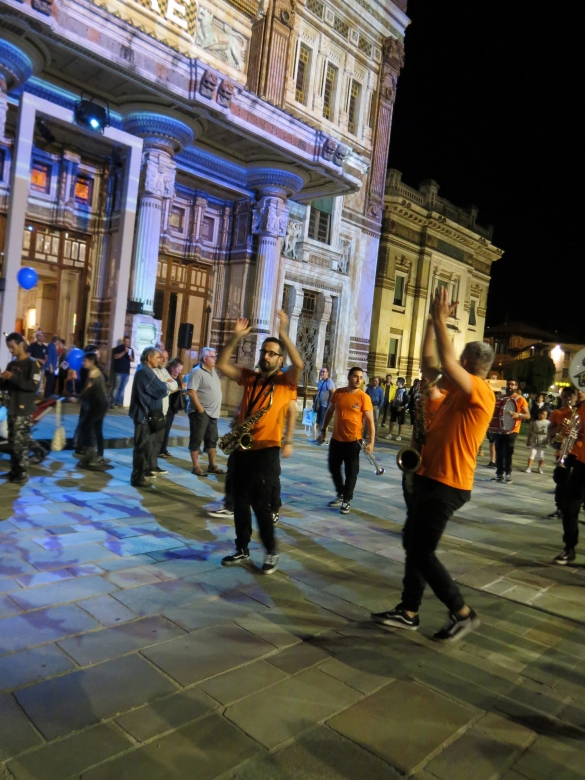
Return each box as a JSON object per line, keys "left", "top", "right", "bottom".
{"left": 525, "top": 407, "right": 550, "bottom": 474}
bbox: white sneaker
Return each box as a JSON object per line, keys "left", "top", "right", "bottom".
{"left": 385, "top": 435, "right": 393, "bottom": 440}
{"left": 538, "top": 467, "right": 544, "bottom": 474}
{"left": 395, "top": 436, "right": 402, "bottom": 442}
{"left": 524, "top": 468, "right": 532, "bottom": 473}
{"left": 262, "top": 553, "right": 279, "bottom": 575}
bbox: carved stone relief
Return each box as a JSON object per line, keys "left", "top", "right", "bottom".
{"left": 196, "top": 8, "right": 248, "bottom": 72}
{"left": 144, "top": 152, "right": 176, "bottom": 198}
{"left": 283, "top": 219, "right": 303, "bottom": 259}
{"left": 217, "top": 79, "right": 235, "bottom": 107}
{"left": 200, "top": 69, "right": 219, "bottom": 98}
{"left": 252, "top": 196, "right": 288, "bottom": 237}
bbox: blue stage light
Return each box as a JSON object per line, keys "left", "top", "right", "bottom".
{"left": 74, "top": 97, "right": 109, "bottom": 133}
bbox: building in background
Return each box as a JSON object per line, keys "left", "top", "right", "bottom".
{"left": 368, "top": 170, "right": 504, "bottom": 382}
{"left": 484, "top": 322, "right": 585, "bottom": 390}
{"left": 0, "top": 0, "right": 409, "bottom": 403}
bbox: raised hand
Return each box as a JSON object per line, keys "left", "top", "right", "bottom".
{"left": 430, "top": 286, "right": 458, "bottom": 321}
{"left": 276, "top": 309, "right": 289, "bottom": 333}
{"left": 233, "top": 318, "right": 252, "bottom": 338}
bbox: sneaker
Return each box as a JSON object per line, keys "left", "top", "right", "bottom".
{"left": 433, "top": 609, "right": 480, "bottom": 645}
{"left": 328, "top": 496, "right": 343, "bottom": 508}
{"left": 554, "top": 548, "right": 576, "bottom": 565}
{"left": 492, "top": 475, "right": 504, "bottom": 483}
{"left": 547, "top": 509, "right": 562, "bottom": 518}
{"left": 524, "top": 467, "right": 532, "bottom": 473}
{"left": 144, "top": 471, "right": 157, "bottom": 478}
{"left": 487, "top": 461, "right": 496, "bottom": 469}
{"left": 385, "top": 435, "right": 393, "bottom": 440}
{"left": 159, "top": 451, "right": 171, "bottom": 459}
{"left": 395, "top": 436, "right": 402, "bottom": 442}
{"left": 131, "top": 478, "right": 148, "bottom": 487}
{"left": 262, "top": 553, "right": 279, "bottom": 574}
{"left": 152, "top": 466, "right": 168, "bottom": 475}
{"left": 340, "top": 501, "right": 351, "bottom": 514}
{"left": 505, "top": 475, "right": 513, "bottom": 483}
{"left": 538, "top": 467, "right": 544, "bottom": 474}
{"left": 221, "top": 548, "right": 250, "bottom": 566}
{"left": 208, "top": 507, "right": 235, "bottom": 519}
{"left": 272, "top": 512, "right": 279, "bottom": 525}
{"left": 371, "top": 605, "right": 420, "bottom": 631}
{"left": 8, "top": 472, "right": 28, "bottom": 484}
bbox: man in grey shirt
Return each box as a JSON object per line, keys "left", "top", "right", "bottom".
{"left": 186, "top": 346, "right": 225, "bottom": 476}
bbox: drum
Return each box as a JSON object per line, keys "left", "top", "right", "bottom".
{"left": 488, "top": 397, "right": 516, "bottom": 434}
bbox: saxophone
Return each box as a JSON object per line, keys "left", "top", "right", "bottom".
{"left": 218, "top": 384, "right": 274, "bottom": 455}
{"left": 396, "top": 374, "right": 442, "bottom": 474}
{"left": 557, "top": 406, "right": 582, "bottom": 467}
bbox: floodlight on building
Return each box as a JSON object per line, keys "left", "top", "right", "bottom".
{"left": 551, "top": 344, "right": 563, "bottom": 364}
{"left": 74, "top": 95, "right": 110, "bottom": 133}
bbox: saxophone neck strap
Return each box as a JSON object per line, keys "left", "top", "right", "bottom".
{"left": 246, "top": 374, "right": 274, "bottom": 417}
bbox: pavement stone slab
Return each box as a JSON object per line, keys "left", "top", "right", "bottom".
{"left": 328, "top": 679, "right": 476, "bottom": 774}
{"left": 142, "top": 622, "right": 276, "bottom": 686}
{"left": 14, "top": 654, "right": 177, "bottom": 740}
{"left": 0, "top": 643, "right": 76, "bottom": 692}
{"left": 425, "top": 728, "right": 519, "bottom": 780}
{"left": 225, "top": 667, "right": 363, "bottom": 749}
{"left": 6, "top": 723, "right": 132, "bottom": 780}
{"left": 0, "top": 694, "right": 43, "bottom": 762}
{"left": 161, "top": 593, "right": 269, "bottom": 632}
{"left": 197, "top": 659, "right": 289, "bottom": 705}
{"left": 115, "top": 687, "right": 218, "bottom": 741}
{"left": 80, "top": 713, "right": 262, "bottom": 780}
{"left": 265, "top": 640, "right": 331, "bottom": 674}
{"left": 111, "top": 578, "right": 217, "bottom": 616}
{"left": 0, "top": 604, "right": 100, "bottom": 656}
{"left": 9, "top": 575, "right": 118, "bottom": 611}
{"left": 76, "top": 593, "right": 138, "bottom": 626}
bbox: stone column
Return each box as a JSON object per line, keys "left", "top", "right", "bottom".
{"left": 122, "top": 113, "right": 194, "bottom": 314}
{"left": 246, "top": 169, "right": 304, "bottom": 358}
{"left": 286, "top": 283, "right": 304, "bottom": 349}
{"left": 313, "top": 293, "right": 333, "bottom": 384}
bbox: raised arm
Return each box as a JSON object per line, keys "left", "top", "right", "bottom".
{"left": 216, "top": 318, "right": 253, "bottom": 383}
{"left": 421, "top": 314, "right": 442, "bottom": 382}
{"left": 431, "top": 287, "right": 473, "bottom": 395}
{"left": 276, "top": 310, "right": 304, "bottom": 387}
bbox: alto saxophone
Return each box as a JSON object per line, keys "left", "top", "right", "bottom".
{"left": 218, "top": 384, "right": 274, "bottom": 455}
{"left": 396, "top": 374, "right": 442, "bottom": 474}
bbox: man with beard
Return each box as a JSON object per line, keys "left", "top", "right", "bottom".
{"left": 216, "top": 311, "right": 303, "bottom": 574}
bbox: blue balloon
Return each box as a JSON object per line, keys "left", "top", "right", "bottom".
{"left": 17, "top": 267, "right": 38, "bottom": 290}
{"left": 67, "top": 348, "right": 85, "bottom": 373}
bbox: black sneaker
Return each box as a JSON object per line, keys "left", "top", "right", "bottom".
{"left": 492, "top": 475, "right": 504, "bottom": 483}
{"left": 272, "top": 512, "right": 279, "bottom": 525}
{"left": 0, "top": 471, "right": 15, "bottom": 479}
{"left": 208, "top": 507, "right": 235, "bottom": 519}
{"left": 131, "top": 478, "right": 148, "bottom": 487}
{"left": 159, "top": 451, "right": 170, "bottom": 459}
{"left": 262, "top": 553, "right": 279, "bottom": 574}
{"left": 340, "top": 501, "right": 351, "bottom": 514}
{"left": 487, "top": 461, "right": 496, "bottom": 469}
{"left": 328, "top": 496, "right": 343, "bottom": 508}
{"left": 9, "top": 472, "right": 28, "bottom": 484}
{"left": 505, "top": 474, "right": 513, "bottom": 484}
{"left": 152, "top": 466, "right": 168, "bottom": 475}
{"left": 221, "top": 549, "right": 250, "bottom": 566}
{"left": 144, "top": 471, "right": 157, "bottom": 478}
{"left": 371, "top": 605, "right": 420, "bottom": 631}
{"left": 433, "top": 609, "right": 480, "bottom": 645}
{"left": 547, "top": 509, "right": 562, "bottom": 518}
{"left": 554, "top": 548, "right": 576, "bottom": 565}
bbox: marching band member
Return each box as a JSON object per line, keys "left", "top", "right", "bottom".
{"left": 492, "top": 379, "right": 530, "bottom": 483}
{"left": 318, "top": 367, "right": 375, "bottom": 515}
{"left": 547, "top": 385, "right": 577, "bottom": 518}
{"left": 555, "top": 389, "right": 585, "bottom": 564}
{"left": 372, "top": 288, "right": 495, "bottom": 644}
{"left": 216, "top": 311, "right": 303, "bottom": 574}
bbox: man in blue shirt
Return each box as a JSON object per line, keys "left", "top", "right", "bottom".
{"left": 365, "top": 376, "right": 384, "bottom": 436}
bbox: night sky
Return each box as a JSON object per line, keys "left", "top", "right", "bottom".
{"left": 388, "top": 1, "right": 581, "bottom": 340}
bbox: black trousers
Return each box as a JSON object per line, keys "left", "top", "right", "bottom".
{"left": 149, "top": 425, "right": 166, "bottom": 470}
{"left": 232, "top": 447, "right": 280, "bottom": 554}
{"left": 553, "top": 453, "right": 576, "bottom": 510}
{"left": 78, "top": 415, "right": 105, "bottom": 458}
{"left": 561, "top": 459, "right": 585, "bottom": 550}
{"left": 401, "top": 475, "right": 470, "bottom": 614}
{"left": 132, "top": 422, "right": 155, "bottom": 482}
{"left": 328, "top": 438, "right": 360, "bottom": 501}
{"left": 161, "top": 411, "right": 175, "bottom": 454}
{"left": 224, "top": 451, "right": 281, "bottom": 514}
{"left": 44, "top": 371, "right": 57, "bottom": 398}
{"left": 494, "top": 432, "right": 518, "bottom": 476}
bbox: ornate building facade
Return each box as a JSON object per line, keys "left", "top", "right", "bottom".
{"left": 0, "top": 0, "right": 409, "bottom": 397}
{"left": 369, "top": 170, "right": 504, "bottom": 382}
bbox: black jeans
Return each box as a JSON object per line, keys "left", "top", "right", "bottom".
{"left": 78, "top": 415, "right": 105, "bottom": 458}
{"left": 232, "top": 447, "right": 280, "bottom": 554}
{"left": 161, "top": 411, "right": 175, "bottom": 454}
{"left": 553, "top": 453, "right": 576, "bottom": 510}
{"left": 149, "top": 425, "right": 166, "bottom": 470}
{"left": 401, "top": 475, "right": 470, "bottom": 613}
{"left": 494, "top": 432, "right": 518, "bottom": 476}
{"left": 328, "top": 438, "right": 360, "bottom": 501}
{"left": 132, "top": 422, "right": 155, "bottom": 483}
{"left": 561, "top": 459, "right": 585, "bottom": 550}
{"left": 224, "top": 451, "right": 281, "bottom": 514}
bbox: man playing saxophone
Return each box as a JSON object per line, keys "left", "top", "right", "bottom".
{"left": 372, "top": 287, "right": 495, "bottom": 644}
{"left": 216, "top": 311, "right": 303, "bottom": 574}
{"left": 555, "top": 389, "right": 585, "bottom": 565}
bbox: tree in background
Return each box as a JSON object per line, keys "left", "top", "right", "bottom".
{"left": 504, "top": 355, "right": 555, "bottom": 393}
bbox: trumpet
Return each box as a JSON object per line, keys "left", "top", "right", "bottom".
{"left": 359, "top": 439, "right": 385, "bottom": 475}
{"left": 557, "top": 408, "right": 582, "bottom": 467}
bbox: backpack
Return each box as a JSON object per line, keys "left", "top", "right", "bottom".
{"left": 393, "top": 387, "right": 407, "bottom": 409}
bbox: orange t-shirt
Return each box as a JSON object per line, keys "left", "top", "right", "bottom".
{"left": 425, "top": 391, "right": 447, "bottom": 428}
{"left": 510, "top": 394, "right": 529, "bottom": 433}
{"left": 330, "top": 388, "right": 373, "bottom": 442}
{"left": 419, "top": 374, "right": 496, "bottom": 491}
{"left": 237, "top": 368, "right": 297, "bottom": 450}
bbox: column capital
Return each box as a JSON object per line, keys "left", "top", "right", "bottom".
{"left": 122, "top": 112, "right": 194, "bottom": 156}
{"left": 0, "top": 40, "right": 33, "bottom": 92}
{"left": 247, "top": 168, "right": 304, "bottom": 198}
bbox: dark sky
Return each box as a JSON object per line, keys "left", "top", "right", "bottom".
{"left": 388, "top": 1, "right": 581, "bottom": 339}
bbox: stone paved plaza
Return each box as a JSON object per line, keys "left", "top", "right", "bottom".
{"left": 2, "top": 424, "right": 585, "bottom": 780}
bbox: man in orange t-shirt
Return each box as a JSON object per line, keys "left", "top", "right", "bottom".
{"left": 372, "top": 287, "right": 495, "bottom": 645}
{"left": 556, "top": 389, "right": 585, "bottom": 565}
{"left": 216, "top": 311, "right": 303, "bottom": 574}
{"left": 318, "top": 367, "right": 375, "bottom": 514}
{"left": 492, "top": 379, "right": 530, "bottom": 483}
{"left": 547, "top": 385, "right": 577, "bottom": 518}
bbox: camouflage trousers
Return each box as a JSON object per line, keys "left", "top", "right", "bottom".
{"left": 8, "top": 415, "right": 32, "bottom": 476}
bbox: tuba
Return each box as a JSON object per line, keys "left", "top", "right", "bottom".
{"left": 396, "top": 374, "right": 442, "bottom": 474}
{"left": 218, "top": 384, "right": 274, "bottom": 455}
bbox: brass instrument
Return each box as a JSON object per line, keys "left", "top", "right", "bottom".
{"left": 396, "top": 374, "right": 442, "bottom": 474}
{"left": 557, "top": 407, "right": 582, "bottom": 467}
{"left": 218, "top": 384, "right": 274, "bottom": 455}
{"left": 358, "top": 439, "right": 385, "bottom": 475}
